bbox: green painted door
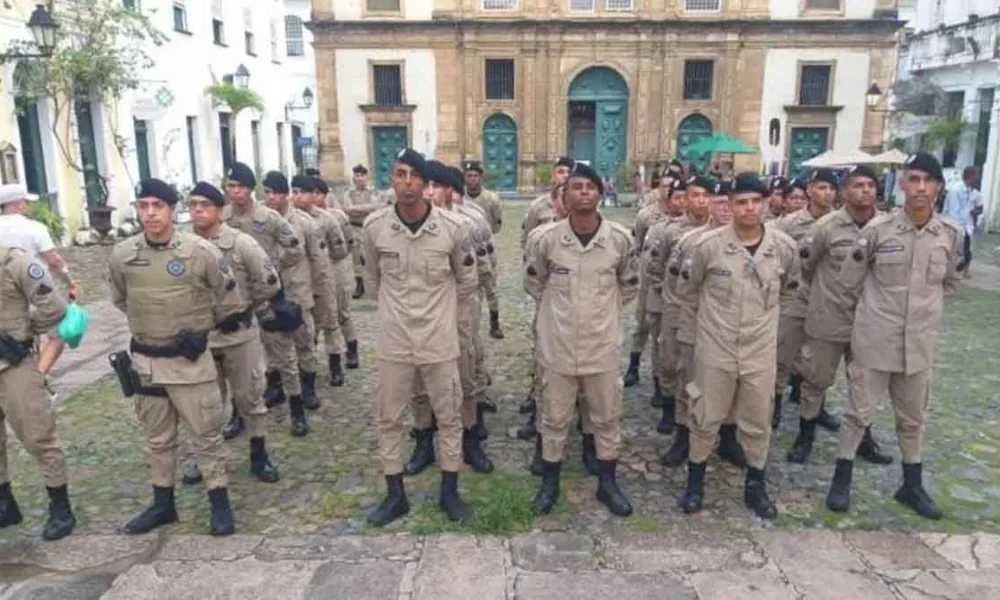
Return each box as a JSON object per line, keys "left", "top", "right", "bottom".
{"left": 16, "top": 99, "right": 47, "bottom": 195}
{"left": 787, "top": 127, "right": 829, "bottom": 179}
{"left": 372, "top": 126, "right": 407, "bottom": 189}
{"left": 482, "top": 114, "right": 518, "bottom": 191}
{"left": 676, "top": 115, "right": 713, "bottom": 174}
{"left": 568, "top": 67, "right": 629, "bottom": 179}
{"left": 74, "top": 98, "right": 105, "bottom": 209}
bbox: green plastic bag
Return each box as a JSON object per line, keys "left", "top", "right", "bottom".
{"left": 57, "top": 303, "right": 89, "bottom": 349}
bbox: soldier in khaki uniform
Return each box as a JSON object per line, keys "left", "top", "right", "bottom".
{"left": 110, "top": 178, "right": 246, "bottom": 536}
{"left": 641, "top": 160, "right": 681, "bottom": 208}
{"left": 290, "top": 174, "right": 349, "bottom": 388}
{"left": 783, "top": 178, "right": 809, "bottom": 215}
{"left": 222, "top": 163, "right": 305, "bottom": 420}
{"left": 463, "top": 160, "right": 505, "bottom": 339}
{"left": 362, "top": 149, "right": 478, "bottom": 526}
{"left": 0, "top": 246, "right": 75, "bottom": 541}
{"left": 676, "top": 173, "right": 799, "bottom": 520}
{"left": 340, "top": 164, "right": 380, "bottom": 299}
{"left": 826, "top": 152, "right": 962, "bottom": 520}
{"left": 770, "top": 170, "right": 837, "bottom": 430}
{"left": 623, "top": 178, "right": 686, "bottom": 388}
{"left": 524, "top": 162, "right": 640, "bottom": 517}
{"left": 404, "top": 161, "right": 494, "bottom": 476}
{"left": 786, "top": 165, "right": 893, "bottom": 466}
{"left": 764, "top": 177, "right": 787, "bottom": 221}
{"left": 662, "top": 181, "right": 734, "bottom": 467}
{"left": 182, "top": 181, "right": 280, "bottom": 484}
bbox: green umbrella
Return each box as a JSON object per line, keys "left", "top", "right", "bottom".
{"left": 685, "top": 134, "right": 757, "bottom": 155}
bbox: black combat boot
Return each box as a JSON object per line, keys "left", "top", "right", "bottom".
{"left": 529, "top": 435, "right": 544, "bottom": 476}
{"left": 662, "top": 425, "right": 690, "bottom": 467}
{"left": 472, "top": 403, "right": 489, "bottom": 441}
{"left": 623, "top": 352, "right": 641, "bottom": 388}
{"left": 651, "top": 377, "right": 665, "bottom": 408}
{"left": 207, "top": 487, "right": 235, "bottom": 536}
{"left": 181, "top": 463, "right": 203, "bottom": 486}
{"left": 581, "top": 434, "right": 600, "bottom": 476}
{"left": 477, "top": 397, "right": 497, "bottom": 414}
{"left": 0, "top": 482, "right": 23, "bottom": 528}
{"left": 596, "top": 460, "right": 633, "bottom": 516}
{"left": 744, "top": 467, "right": 778, "bottom": 519}
{"left": 517, "top": 409, "right": 538, "bottom": 441}
{"left": 716, "top": 424, "right": 747, "bottom": 468}
{"left": 857, "top": 427, "right": 893, "bottom": 465}
{"left": 489, "top": 310, "right": 504, "bottom": 339}
{"left": 519, "top": 395, "right": 536, "bottom": 415}
{"left": 263, "top": 371, "right": 285, "bottom": 408}
{"left": 894, "top": 463, "right": 943, "bottom": 520}
{"left": 222, "top": 409, "right": 245, "bottom": 440}
{"left": 533, "top": 461, "right": 561, "bottom": 515}
{"left": 249, "top": 436, "right": 280, "bottom": 483}
{"left": 352, "top": 276, "right": 365, "bottom": 299}
{"left": 826, "top": 458, "right": 853, "bottom": 513}
{"left": 787, "top": 373, "right": 802, "bottom": 405}
{"left": 439, "top": 471, "right": 469, "bottom": 522}
{"left": 124, "top": 486, "right": 178, "bottom": 535}
{"left": 288, "top": 395, "right": 309, "bottom": 437}
{"left": 300, "top": 371, "right": 319, "bottom": 410}
{"left": 463, "top": 428, "right": 494, "bottom": 473}
{"left": 679, "top": 461, "right": 706, "bottom": 513}
{"left": 786, "top": 418, "right": 817, "bottom": 464}
{"left": 772, "top": 394, "right": 782, "bottom": 429}
{"left": 367, "top": 474, "right": 409, "bottom": 527}
{"left": 328, "top": 354, "right": 345, "bottom": 387}
{"left": 656, "top": 395, "right": 676, "bottom": 435}
{"left": 815, "top": 403, "right": 840, "bottom": 432}
{"left": 42, "top": 485, "right": 75, "bottom": 541}
{"left": 345, "top": 340, "right": 360, "bottom": 369}
{"left": 403, "top": 428, "right": 436, "bottom": 476}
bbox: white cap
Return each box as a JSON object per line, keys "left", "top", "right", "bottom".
{"left": 0, "top": 184, "right": 37, "bottom": 207}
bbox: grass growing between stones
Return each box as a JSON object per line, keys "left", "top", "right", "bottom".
{"left": 406, "top": 472, "right": 538, "bottom": 536}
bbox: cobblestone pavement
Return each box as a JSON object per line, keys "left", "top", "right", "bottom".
{"left": 0, "top": 530, "right": 998, "bottom": 599}
{"left": 3, "top": 206, "right": 998, "bottom": 584}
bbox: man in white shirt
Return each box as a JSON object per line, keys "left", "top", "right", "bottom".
{"left": 942, "top": 167, "right": 983, "bottom": 277}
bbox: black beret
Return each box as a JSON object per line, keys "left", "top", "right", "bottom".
{"left": 554, "top": 156, "right": 574, "bottom": 169}
{"left": 446, "top": 166, "right": 465, "bottom": 195}
{"left": 352, "top": 164, "right": 368, "bottom": 175}
{"left": 844, "top": 164, "right": 879, "bottom": 184}
{"left": 714, "top": 180, "right": 732, "bottom": 195}
{"left": 903, "top": 151, "right": 944, "bottom": 182}
{"left": 731, "top": 172, "right": 769, "bottom": 196}
{"left": 463, "top": 160, "right": 484, "bottom": 174}
{"left": 686, "top": 175, "right": 716, "bottom": 192}
{"left": 569, "top": 162, "right": 604, "bottom": 194}
{"left": 670, "top": 178, "right": 687, "bottom": 193}
{"left": 263, "top": 171, "right": 290, "bottom": 194}
{"left": 189, "top": 181, "right": 224, "bottom": 207}
{"left": 425, "top": 160, "right": 450, "bottom": 186}
{"left": 290, "top": 174, "right": 313, "bottom": 191}
{"left": 395, "top": 148, "right": 428, "bottom": 180}
{"left": 135, "top": 178, "right": 179, "bottom": 206}
{"left": 809, "top": 168, "right": 839, "bottom": 189}
{"left": 769, "top": 176, "right": 789, "bottom": 191}
{"left": 784, "top": 178, "right": 808, "bottom": 196}
{"left": 227, "top": 162, "right": 256, "bottom": 188}
{"left": 303, "top": 168, "right": 321, "bottom": 177}
{"left": 312, "top": 177, "right": 329, "bottom": 195}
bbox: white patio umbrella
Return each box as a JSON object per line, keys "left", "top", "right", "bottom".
{"left": 802, "top": 149, "right": 878, "bottom": 168}
{"left": 872, "top": 148, "right": 909, "bottom": 164}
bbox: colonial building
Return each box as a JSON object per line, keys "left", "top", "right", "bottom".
{"left": 311, "top": 0, "right": 902, "bottom": 191}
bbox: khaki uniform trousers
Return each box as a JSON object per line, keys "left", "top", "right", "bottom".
{"left": 293, "top": 310, "right": 318, "bottom": 374}
{"left": 689, "top": 361, "right": 775, "bottom": 470}
{"left": 213, "top": 338, "right": 268, "bottom": 438}
{"left": 378, "top": 359, "right": 462, "bottom": 475}
{"left": 657, "top": 320, "right": 677, "bottom": 396}
{"left": 0, "top": 359, "right": 68, "bottom": 487}
{"left": 413, "top": 302, "right": 479, "bottom": 429}
{"left": 837, "top": 367, "right": 930, "bottom": 464}
{"left": 541, "top": 371, "right": 620, "bottom": 463}
{"left": 313, "top": 289, "right": 345, "bottom": 356}
{"left": 775, "top": 315, "right": 806, "bottom": 395}
{"left": 137, "top": 376, "right": 228, "bottom": 489}
{"left": 480, "top": 270, "right": 500, "bottom": 313}
{"left": 675, "top": 341, "right": 695, "bottom": 427}
{"left": 473, "top": 298, "right": 489, "bottom": 396}
{"left": 797, "top": 337, "right": 850, "bottom": 421}
{"left": 261, "top": 329, "right": 301, "bottom": 396}
{"left": 350, "top": 224, "right": 364, "bottom": 275}
{"left": 336, "top": 279, "right": 356, "bottom": 343}
{"left": 629, "top": 282, "right": 651, "bottom": 354}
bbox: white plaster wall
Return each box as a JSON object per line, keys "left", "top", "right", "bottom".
{"left": 771, "top": 0, "right": 876, "bottom": 19}
{"left": 285, "top": 0, "right": 319, "bottom": 141}
{"left": 758, "top": 48, "right": 872, "bottom": 169}
{"left": 333, "top": 0, "right": 433, "bottom": 20}
{"left": 334, "top": 49, "right": 438, "bottom": 170}
{"left": 914, "top": 0, "right": 1000, "bottom": 32}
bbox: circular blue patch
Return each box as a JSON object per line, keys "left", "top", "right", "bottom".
{"left": 166, "top": 258, "right": 186, "bottom": 277}
{"left": 252, "top": 222, "right": 267, "bottom": 234}
{"left": 218, "top": 257, "right": 229, "bottom": 273}
{"left": 27, "top": 263, "right": 45, "bottom": 281}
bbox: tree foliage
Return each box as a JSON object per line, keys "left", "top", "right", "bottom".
{"left": 923, "top": 118, "right": 972, "bottom": 152}
{"left": 205, "top": 83, "right": 265, "bottom": 114}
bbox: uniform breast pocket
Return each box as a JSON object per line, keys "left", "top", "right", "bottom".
{"left": 705, "top": 272, "right": 733, "bottom": 305}
{"left": 379, "top": 252, "right": 404, "bottom": 280}
{"left": 422, "top": 249, "right": 452, "bottom": 285}
{"left": 926, "top": 248, "right": 949, "bottom": 285}
{"left": 874, "top": 252, "right": 909, "bottom": 287}
{"left": 549, "top": 265, "right": 572, "bottom": 291}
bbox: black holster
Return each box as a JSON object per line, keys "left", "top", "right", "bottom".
{"left": 0, "top": 334, "right": 32, "bottom": 367}
{"left": 108, "top": 351, "right": 168, "bottom": 398}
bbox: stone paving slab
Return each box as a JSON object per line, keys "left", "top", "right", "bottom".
{"left": 881, "top": 567, "right": 1000, "bottom": 600}
{"left": 515, "top": 572, "right": 696, "bottom": 600}
{"left": 99, "top": 559, "right": 323, "bottom": 600}
{"left": 687, "top": 565, "right": 798, "bottom": 600}
{"left": 412, "top": 535, "right": 506, "bottom": 600}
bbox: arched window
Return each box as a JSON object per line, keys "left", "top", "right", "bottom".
{"left": 285, "top": 15, "right": 304, "bottom": 57}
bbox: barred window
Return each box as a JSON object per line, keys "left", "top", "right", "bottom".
{"left": 569, "top": 0, "right": 594, "bottom": 10}
{"left": 485, "top": 59, "right": 514, "bottom": 100}
{"left": 805, "top": 0, "right": 841, "bottom": 9}
{"left": 285, "top": 15, "right": 304, "bottom": 56}
{"left": 606, "top": 0, "right": 632, "bottom": 10}
{"left": 373, "top": 65, "right": 403, "bottom": 106}
{"left": 683, "top": 60, "right": 714, "bottom": 100}
{"left": 685, "top": 0, "right": 720, "bottom": 10}
{"left": 482, "top": 0, "right": 517, "bottom": 10}
{"left": 798, "top": 65, "right": 832, "bottom": 106}
{"left": 367, "top": 0, "right": 400, "bottom": 10}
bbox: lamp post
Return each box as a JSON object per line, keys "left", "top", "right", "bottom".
{"left": 1, "top": 4, "right": 58, "bottom": 60}
{"left": 234, "top": 64, "right": 250, "bottom": 89}
{"left": 284, "top": 87, "right": 314, "bottom": 120}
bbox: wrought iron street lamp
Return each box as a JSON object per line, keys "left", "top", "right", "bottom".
{"left": 1, "top": 4, "right": 58, "bottom": 60}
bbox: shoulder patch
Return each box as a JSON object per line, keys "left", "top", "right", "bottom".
{"left": 27, "top": 263, "right": 45, "bottom": 281}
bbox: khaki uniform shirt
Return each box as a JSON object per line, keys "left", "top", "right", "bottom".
{"left": 0, "top": 246, "right": 66, "bottom": 373}
{"left": 843, "top": 210, "right": 963, "bottom": 374}
{"left": 306, "top": 205, "right": 350, "bottom": 264}
{"left": 799, "top": 208, "right": 870, "bottom": 343}
{"left": 521, "top": 193, "right": 557, "bottom": 250}
{"left": 646, "top": 217, "right": 703, "bottom": 321}
{"left": 769, "top": 207, "right": 827, "bottom": 319}
{"left": 466, "top": 189, "right": 502, "bottom": 234}
{"left": 677, "top": 225, "right": 799, "bottom": 373}
{"left": 273, "top": 206, "right": 318, "bottom": 311}
{"left": 340, "top": 188, "right": 381, "bottom": 227}
{"left": 109, "top": 231, "right": 244, "bottom": 384}
{"left": 633, "top": 204, "right": 669, "bottom": 254}
{"left": 641, "top": 190, "right": 659, "bottom": 208}
{"left": 223, "top": 204, "right": 303, "bottom": 271}
{"left": 361, "top": 205, "right": 478, "bottom": 364}
{"left": 671, "top": 223, "right": 719, "bottom": 346}
{"left": 204, "top": 224, "right": 282, "bottom": 349}
{"left": 326, "top": 206, "right": 356, "bottom": 287}
{"left": 457, "top": 204, "right": 496, "bottom": 294}
{"left": 524, "top": 218, "right": 640, "bottom": 375}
